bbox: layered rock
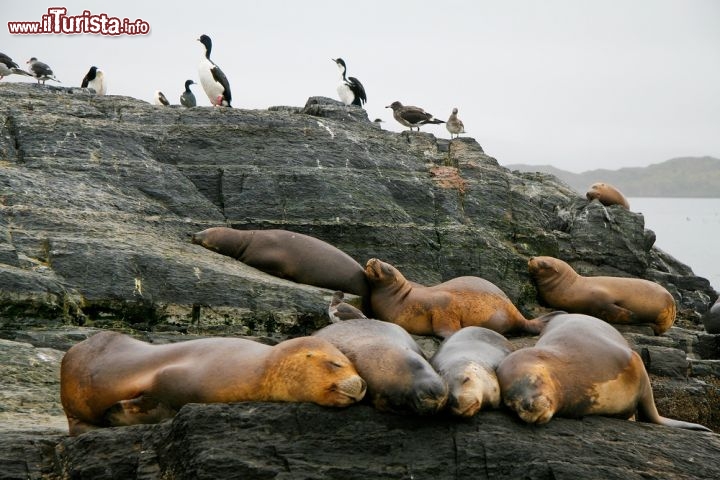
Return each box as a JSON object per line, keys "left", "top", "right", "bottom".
{"left": 0, "top": 83, "right": 718, "bottom": 479}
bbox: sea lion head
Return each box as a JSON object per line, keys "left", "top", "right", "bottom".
{"left": 585, "top": 182, "right": 606, "bottom": 202}
{"left": 497, "top": 350, "right": 559, "bottom": 425}
{"left": 365, "top": 258, "right": 406, "bottom": 288}
{"left": 270, "top": 337, "right": 367, "bottom": 407}
{"left": 190, "top": 227, "right": 248, "bottom": 257}
{"left": 368, "top": 350, "right": 448, "bottom": 415}
{"left": 445, "top": 361, "right": 501, "bottom": 417}
{"left": 527, "top": 256, "right": 564, "bottom": 279}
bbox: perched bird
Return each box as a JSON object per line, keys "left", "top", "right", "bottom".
{"left": 328, "top": 291, "right": 367, "bottom": 323}
{"left": 197, "top": 34, "right": 231, "bottom": 107}
{"left": 446, "top": 107, "right": 465, "bottom": 139}
{"left": 0, "top": 52, "right": 31, "bottom": 80}
{"left": 386, "top": 101, "right": 445, "bottom": 131}
{"left": 154, "top": 91, "right": 170, "bottom": 106}
{"left": 80, "top": 66, "right": 106, "bottom": 95}
{"left": 26, "top": 57, "right": 61, "bottom": 84}
{"left": 180, "top": 79, "right": 197, "bottom": 107}
{"left": 332, "top": 58, "right": 366, "bottom": 107}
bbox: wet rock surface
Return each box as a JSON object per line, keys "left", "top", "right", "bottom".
{"left": 1, "top": 83, "right": 718, "bottom": 478}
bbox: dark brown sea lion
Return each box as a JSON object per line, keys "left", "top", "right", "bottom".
{"left": 702, "top": 296, "right": 720, "bottom": 334}
{"left": 586, "top": 182, "right": 630, "bottom": 209}
{"left": 430, "top": 327, "right": 513, "bottom": 417}
{"left": 528, "top": 256, "right": 676, "bottom": 335}
{"left": 313, "top": 318, "right": 448, "bottom": 415}
{"left": 365, "top": 258, "right": 549, "bottom": 338}
{"left": 191, "top": 227, "right": 369, "bottom": 297}
{"left": 60, "top": 331, "right": 366, "bottom": 436}
{"left": 496, "top": 312, "right": 710, "bottom": 431}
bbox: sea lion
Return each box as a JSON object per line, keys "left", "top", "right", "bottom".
{"left": 702, "top": 296, "right": 720, "bottom": 334}
{"left": 191, "top": 227, "right": 369, "bottom": 298}
{"left": 313, "top": 318, "right": 448, "bottom": 415}
{"left": 328, "top": 291, "right": 367, "bottom": 323}
{"left": 586, "top": 182, "right": 630, "bottom": 209}
{"left": 430, "top": 327, "right": 513, "bottom": 417}
{"left": 528, "top": 256, "right": 676, "bottom": 335}
{"left": 496, "top": 312, "right": 711, "bottom": 431}
{"left": 365, "top": 258, "right": 549, "bottom": 338}
{"left": 60, "top": 331, "right": 366, "bottom": 436}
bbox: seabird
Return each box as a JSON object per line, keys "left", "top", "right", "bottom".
{"left": 180, "top": 79, "right": 197, "bottom": 107}
{"left": 80, "top": 66, "right": 106, "bottom": 95}
{"left": 154, "top": 91, "right": 170, "bottom": 106}
{"left": 328, "top": 291, "right": 367, "bottom": 323}
{"left": 332, "top": 58, "right": 367, "bottom": 107}
{"left": 197, "top": 34, "right": 232, "bottom": 107}
{"left": 26, "top": 57, "right": 60, "bottom": 84}
{"left": 386, "top": 101, "right": 445, "bottom": 131}
{"left": 0, "top": 52, "right": 31, "bottom": 80}
{"left": 446, "top": 107, "right": 465, "bottom": 139}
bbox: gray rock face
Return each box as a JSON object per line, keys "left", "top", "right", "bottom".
{"left": 1, "top": 84, "right": 714, "bottom": 336}
{"left": 1, "top": 84, "right": 719, "bottom": 478}
{"left": 51, "top": 403, "right": 720, "bottom": 480}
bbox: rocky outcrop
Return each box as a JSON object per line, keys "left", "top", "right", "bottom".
{"left": 50, "top": 403, "right": 720, "bottom": 480}
{"left": 1, "top": 83, "right": 719, "bottom": 479}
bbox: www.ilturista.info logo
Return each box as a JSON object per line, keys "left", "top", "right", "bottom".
{"left": 8, "top": 7, "right": 150, "bottom": 35}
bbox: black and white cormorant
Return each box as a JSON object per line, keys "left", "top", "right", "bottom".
{"left": 180, "top": 79, "right": 197, "bottom": 107}
{"left": 386, "top": 101, "right": 444, "bottom": 131}
{"left": 154, "top": 90, "right": 170, "bottom": 106}
{"left": 332, "top": 58, "right": 366, "bottom": 107}
{"left": 0, "top": 53, "right": 31, "bottom": 80}
{"left": 81, "top": 66, "right": 106, "bottom": 95}
{"left": 446, "top": 107, "right": 465, "bottom": 139}
{"left": 197, "top": 34, "right": 231, "bottom": 107}
{"left": 26, "top": 57, "right": 60, "bottom": 84}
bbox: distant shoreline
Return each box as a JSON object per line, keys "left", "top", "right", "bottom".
{"left": 506, "top": 156, "right": 720, "bottom": 198}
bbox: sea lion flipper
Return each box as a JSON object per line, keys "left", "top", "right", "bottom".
{"left": 103, "top": 394, "right": 178, "bottom": 427}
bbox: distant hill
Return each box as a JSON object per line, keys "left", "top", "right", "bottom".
{"left": 505, "top": 156, "right": 720, "bottom": 197}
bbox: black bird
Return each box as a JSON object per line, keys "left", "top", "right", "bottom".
{"left": 332, "top": 58, "right": 366, "bottom": 107}
{"left": 328, "top": 291, "right": 368, "bottom": 323}
{"left": 0, "top": 52, "right": 31, "bottom": 80}
{"left": 386, "top": 101, "right": 445, "bottom": 131}
{"left": 154, "top": 91, "right": 170, "bottom": 106}
{"left": 81, "top": 66, "right": 106, "bottom": 95}
{"left": 26, "top": 57, "right": 60, "bottom": 84}
{"left": 180, "top": 79, "right": 197, "bottom": 107}
{"left": 197, "top": 34, "right": 231, "bottom": 107}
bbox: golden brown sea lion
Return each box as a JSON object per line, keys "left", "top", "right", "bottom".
{"left": 430, "top": 327, "right": 513, "bottom": 417}
{"left": 586, "top": 182, "right": 630, "bottom": 209}
{"left": 365, "top": 258, "right": 549, "bottom": 338}
{"left": 60, "top": 331, "right": 366, "bottom": 436}
{"left": 528, "top": 256, "right": 676, "bottom": 335}
{"left": 313, "top": 318, "right": 448, "bottom": 415}
{"left": 496, "top": 312, "right": 711, "bottom": 431}
{"left": 191, "top": 227, "right": 369, "bottom": 297}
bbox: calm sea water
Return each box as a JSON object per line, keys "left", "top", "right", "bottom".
{"left": 629, "top": 198, "right": 720, "bottom": 291}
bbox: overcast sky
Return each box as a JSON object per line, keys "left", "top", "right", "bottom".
{"left": 3, "top": 0, "right": 719, "bottom": 172}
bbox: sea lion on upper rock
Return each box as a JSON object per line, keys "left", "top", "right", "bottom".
{"left": 365, "top": 258, "right": 550, "bottom": 338}
{"left": 497, "top": 312, "right": 711, "bottom": 431}
{"left": 430, "top": 327, "right": 513, "bottom": 417}
{"left": 60, "top": 331, "right": 366, "bottom": 436}
{"left": 191, "top": 227, "right": 369, "bottom": 297}
{"left": 313, "top": 318, "right": 448, "bottom": 415}
{"left": 586, "top": 182, "right": 630, "bottom": 209}
{"left": 702, "top": 296, "right": 720, "bottom": 334}
{"left": 528, "top": 256, "right": 676, "bottom": 335}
